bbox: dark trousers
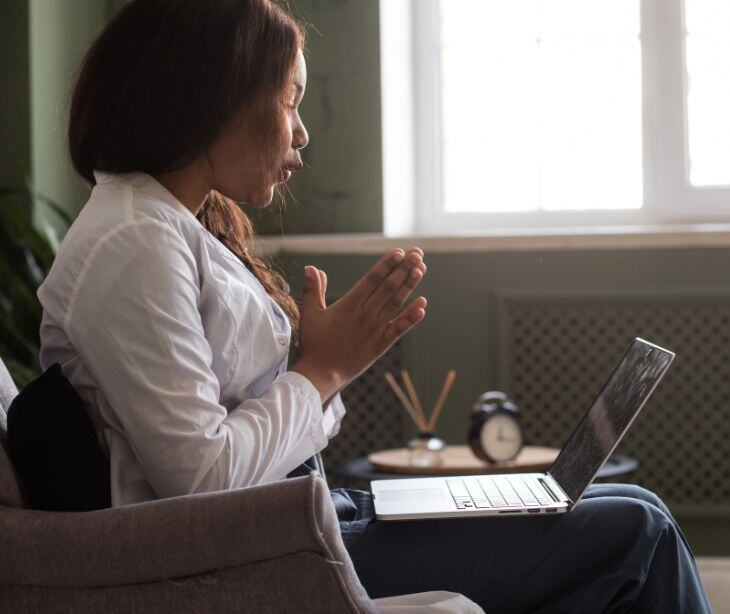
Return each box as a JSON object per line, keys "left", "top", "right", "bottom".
{"left": 337, "top": 483, "right": 712, "bottom": 613}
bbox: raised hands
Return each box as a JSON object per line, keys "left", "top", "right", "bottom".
{"left": 290, "top": 247, "right": 427, "bottom": 404}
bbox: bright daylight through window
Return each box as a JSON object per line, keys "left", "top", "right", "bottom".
{"left": 685, "top": 0, "right": 730, "bottom": 186}
{"left": 381, "top": 0, "right": 730, "bottom": 233}
{"left": 441, "top": 0, "right": 642, "bottom": 214}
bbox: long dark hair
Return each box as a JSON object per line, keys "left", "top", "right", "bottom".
{"left": 68, "top": 0, "right": 304, "bottom": 338}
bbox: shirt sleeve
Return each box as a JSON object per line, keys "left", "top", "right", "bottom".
{"left": 64, "top": 221, "right": 330, "bottom": 499}
{"left": 286, "top": 371, "right": 347, "bottom": 440}
{"left": 322, "top": 392, "right": 347, "bottom": 439}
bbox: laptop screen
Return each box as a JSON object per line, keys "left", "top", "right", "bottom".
{"left": 549, "top": 338, "right": 675, "bottom": 504}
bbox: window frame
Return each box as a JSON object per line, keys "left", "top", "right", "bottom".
{"left": 380, "top": 0, "right": 730, "bottom": 235}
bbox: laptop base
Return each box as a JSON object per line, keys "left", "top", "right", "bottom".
{"left": 372, "top": 473, "right": 571, "bottom": 521}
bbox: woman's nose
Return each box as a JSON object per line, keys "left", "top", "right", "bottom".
{"left": 293, "top": 119, "right": 309, "bottom": 151}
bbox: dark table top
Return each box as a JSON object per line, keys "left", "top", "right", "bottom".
{"left": 331, "top": 453, "right": 638, "bottom": 485}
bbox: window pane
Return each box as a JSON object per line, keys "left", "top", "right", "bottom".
{"left": 439, "top": 0, "right": 642, "bottom": 213}
{"left": 685, "top": 0, "right": 730, "bottom": 186}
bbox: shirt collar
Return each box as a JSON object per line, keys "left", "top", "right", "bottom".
{"left": 93, "top": 170, "right": 199, "bottom": 224}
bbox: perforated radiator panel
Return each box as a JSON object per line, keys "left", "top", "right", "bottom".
{"left": 321, "top": 339, "right": 406, "bottom": 481}
{"left": 498, "top": 292, "right": 730, "bottom": 508}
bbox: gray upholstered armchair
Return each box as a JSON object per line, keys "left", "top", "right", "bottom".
{"left": 0, "top": 357, "right": 482, "bottom": 613}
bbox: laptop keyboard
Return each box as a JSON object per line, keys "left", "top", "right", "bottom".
{"left": 447, "top": 475, "right": 555, "bottom": 510}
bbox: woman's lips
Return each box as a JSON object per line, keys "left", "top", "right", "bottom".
{"left": 280, "top": 160, "right": 302, "bottom": 183}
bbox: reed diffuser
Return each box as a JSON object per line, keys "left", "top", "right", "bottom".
{"left": 384, "top": 369, "right": 457, "bottom": 467}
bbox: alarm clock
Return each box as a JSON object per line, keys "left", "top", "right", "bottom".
{"left": 468, "top": 391, "right": 525, "bottom": 463}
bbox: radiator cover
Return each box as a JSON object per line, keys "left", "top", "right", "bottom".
{"left": 496, "top": 289, "right": 730, "bottom": 510}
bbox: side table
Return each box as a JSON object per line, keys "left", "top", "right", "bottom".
{"left": 330, "top": 444, "right": 638, "bottom": 489}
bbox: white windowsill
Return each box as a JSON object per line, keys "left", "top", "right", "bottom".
{"left": 257, "top": 224, "right": 730, "bottom": 256}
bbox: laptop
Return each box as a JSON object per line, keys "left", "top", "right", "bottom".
{"left": 371, "top": 337, "right": 674, "bottom": 521}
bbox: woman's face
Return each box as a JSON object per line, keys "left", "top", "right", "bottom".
{"left": 207, "top": 49, "right": 309, "bottom": 207}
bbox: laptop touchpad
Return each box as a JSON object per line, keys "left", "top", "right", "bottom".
{"left": 377, "top": 488, "right": 445, "bottom": 503}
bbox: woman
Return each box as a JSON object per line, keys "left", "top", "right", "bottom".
{"left": 38, "top": 0, "right": 711, "bottom": 611}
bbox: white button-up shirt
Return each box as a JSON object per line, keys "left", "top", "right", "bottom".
{"left": 37, "top": 171, "right": 345, "bottom": 507}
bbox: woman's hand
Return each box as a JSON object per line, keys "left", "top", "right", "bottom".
{"left": 291, "top": 247, "right": 427, "bottom": 403}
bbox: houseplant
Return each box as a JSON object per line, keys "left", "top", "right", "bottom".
{"left": 0, "top": 184, "right": 70, "bottom": 388}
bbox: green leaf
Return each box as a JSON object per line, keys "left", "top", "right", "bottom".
{"left": 0, "top": 177, "right": 68, "bottom": 384}
{"left": 0, "top": 201, "right": 56, "bottom": 270}
{"left": 0, "top": 311, "right": 40, "bottom": 366}
{"left": 2, "top": 356, "right": 39, "bottom": 390}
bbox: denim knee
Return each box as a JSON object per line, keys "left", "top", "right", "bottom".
{"left": 576, "top": 493, "right": 675, "bottom": 553}
{"left": 587, "top": 483, "right": 674, "bottom": 519}
{"left": 615, "top": 484, "right": 671, "bottom": 515}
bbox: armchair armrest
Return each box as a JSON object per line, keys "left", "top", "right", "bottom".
{"left": 0, "top": 472, "right": 370, "bottom": 609}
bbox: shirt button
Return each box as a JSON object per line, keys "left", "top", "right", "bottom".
{"left": 277, "top": 337, "right": 287, "bottom": 346}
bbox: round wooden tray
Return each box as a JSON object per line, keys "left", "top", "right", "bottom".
{"left": 368, "top": 444, "right": 560, "bottom": 475}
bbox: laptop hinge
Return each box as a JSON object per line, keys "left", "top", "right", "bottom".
{"left": 544, "top": 473, "right": 573, "bottom": 506}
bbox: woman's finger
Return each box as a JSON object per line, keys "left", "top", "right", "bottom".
{"left": 376, "top": 262, "right": 424, "bottom": 321}
{"left": 317, "top": 268, "right": 327, "bottom": 309}
{"left": 344, "top": 249, "right": 405, "bottom": 306}
{"left": 382, "top": 298, "right": 427, "bottom": 346}
{"left": 405, "top": 247, "right": 426, "bottom": 276}
{"left": 403, "top": 247, "right": 425, "bottom": 271}
{"left": 362, "top": 250, "right": 423, "bottom": 315}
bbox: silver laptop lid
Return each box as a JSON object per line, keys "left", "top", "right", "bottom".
{"left": 548, "top": 338, "right": 675, "bottom": 505}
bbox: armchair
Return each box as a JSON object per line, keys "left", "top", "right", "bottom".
{"left": 0, "top": 357, "right": 482, "bottom": 613}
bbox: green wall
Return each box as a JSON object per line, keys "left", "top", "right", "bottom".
{"left": 3, "top": 0, "right": 383, "bottom": 233}
{"left": 249, "top": 0, "right": 384, "bottom": 236}
{"left": 29, "top": 0, "right": 112, "bottom": 221}
{"left": 0, "top": 2, "right": 30, "bottom": 189}
{"left": 0, "top": 1, "right": 115, "bottom": 226}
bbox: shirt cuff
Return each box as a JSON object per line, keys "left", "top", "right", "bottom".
{"left": 322, "top": 392, "right": 347, "bottom": 439}
{"left": 278, "top": 370, "right": 329, "bottom": 451}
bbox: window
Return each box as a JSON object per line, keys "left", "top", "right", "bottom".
{"left": 686, "top": 0, "right": 730, "bottom": 186}
{"left": 380, "top": 0, "right": 730, "bottom": 234}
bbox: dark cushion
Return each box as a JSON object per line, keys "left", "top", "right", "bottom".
{"left": 7, "top": 363, "right": 111, "bottom": 511}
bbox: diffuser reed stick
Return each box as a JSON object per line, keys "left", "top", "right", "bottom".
{"left": 427, "top": 370, "right": 456, "bottom": 432}
{"left": 401, "top": 370, "right": 428, "bottom": 430}
{"left": 384, "top": 372, "right": 427, "bottom": 431}
{"left": 384, "top": 370, "right": 457, "bottom": 434}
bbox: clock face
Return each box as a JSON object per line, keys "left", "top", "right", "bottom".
{"left": 480, "top": 413, "right": 523, "bottom": 462}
